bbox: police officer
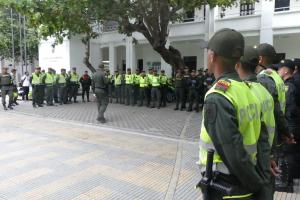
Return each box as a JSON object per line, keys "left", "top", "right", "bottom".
{"left": 133, "top": 69, "right": 140, "bottom": 105}
{"left": 181, "top": 67, "right": 190, "bottom": 110}
{"left": 0, "top": 67, "right": 13, "bottom": 110}
{"left": 120, "top": 71, "right": 126, "bottom": 104}
{"left": 92, "top": 64, "right": 109, "bottom": 123}
{"left": 236, "top": 46, "right": 276, "bottom": 199}
{"left": 151, "top": 69, "right": 161, "bottom": 109}
{"left": 187, "top": 70, "right": 200, "bottom": 112}
{"left": 10, "top": 69, "right": 19, "bottom": 106}
{"left": 174, "top": 69, "right": 184, "bottom": 110}
{"left": 125, "top": 68, "right": 134, "bottom": 106}
{"left": 30, "top": 67, "right": 43, "bottom": 108}
{"left": 255, "top": 44, "right": 294, "bottom": 180}
{"left": 293, "top": 58, "right": 300, "bottom": 109}
{"left": 40, "top": 69, "right": 46, "bottom": 105}
{"left": 146, "top": 68, "right": 153, "bottom": 107}
{"left": 159, "top": 70, "right": 168, "bottom": 108}
{"left": 57, "top": 68, "right": 68, "bottom": 105}
{"left": 52, "top": 69, "right": 59, "bottom": 104}
{"left": 139, "top": 71, "right": 148, "bottom": 106}
{"left": 70, "top": 67, "right": 80, "bottom": 103}
{"left": 114, "top": 70, "right": 122, "bottom": 103}
{"left": 44, "top": 68, "right": 55, "bottom": 106}
{"left": 106, "top": 69, "right": 113, "bottom": 103}
{"left": 199, "top": 28, "right": 267, "bottom": 199}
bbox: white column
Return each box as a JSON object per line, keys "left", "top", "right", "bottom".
{"left": 260, "top": 0, "right": 275, "bottom": 44}
{"left": 203, "top": 6, "right": 217, "bottom": 69}
{"left": 126, "top": 37, "right": 137, "bottom": 71}
{"left": 109, "top": 43, "right": 117, "bottom": 73}
{"left": 160, "top": 39, "right": 172, "bottom": 76}
{"left": 99, "top": 47, "right": 103, "bottom": 64}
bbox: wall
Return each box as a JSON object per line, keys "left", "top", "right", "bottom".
{"left": 69, "top": 38, "right": 87, "bottom": 76}
{"left": 116, "top": 46, "right": 126, "bottom": 71}
{"left": 135, "top": 44, "right": 161, "bottom": 71}
{"left": 90, "top": 43, "right": 101, "bottom": 70}
{"left": 274, "top": 33, "right": 300, "bottom": 59}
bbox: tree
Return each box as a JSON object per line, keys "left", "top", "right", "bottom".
{"left": 2, "top": 0, "right": 241, "bottom": 71}
{"left": 0, "top": 7, "right": 39, "bottom": 66}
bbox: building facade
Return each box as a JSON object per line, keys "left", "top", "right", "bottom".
{"left": 39, "top": 0, "right": 300, "bottom": 76}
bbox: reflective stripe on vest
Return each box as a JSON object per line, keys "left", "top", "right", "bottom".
{"left": 248, "top": 82, "right": 275, "bottom": 146}
{"left": 151, "top": 76, "right": 160, "bottom": 87}
{"left": 139, "top": 77, "right": 148, "bottom": 88}
{"left": 199, "top": 79, "right": 261, "bottom": 171}
{"left": 45, "top": 73, "right": 54, "bottom": 85}
{"left": 115, "top": 75, "right": 122, "bottom": 86}
{"left": 58, "top": 74, "right": 67, "bottom": 84}
{"left": 70, "top": 73, "right": 79, "bottom": 83}
{"left": 32, "top": 73, "right": 41, "bottom": 85}
{"left": 125, "top": 74, "right": 133, "bottom": 84}
{"left": 262, "top": 69, "right": 286, "bottom": 113}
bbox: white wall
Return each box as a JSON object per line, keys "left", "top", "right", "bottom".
{"left": 39, "top": 38, "right": 70, "bottom": 73}
{"left": 136, "top": 44, "right": 161, "bottom": 71}
{"left": 274, "top": 33, "right": 300, "bottom": 59}
{"left": 90, "top": 43, "right": 101, "bottom": 70}
{"left": 116, "top": 46, "right": 126, "bottom": 71}
{"left": 69, "top": 38, "right": 87, "bottom": 76}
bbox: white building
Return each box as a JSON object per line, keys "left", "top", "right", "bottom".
{"left": 39, "top": 0, "right": 300, "bottom": 76}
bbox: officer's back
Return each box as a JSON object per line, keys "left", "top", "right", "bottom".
{"left": 93, "top": 66, "right": 108, "bottom": 91}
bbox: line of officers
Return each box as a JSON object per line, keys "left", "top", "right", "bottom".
{"left": 197, "top": 28, "right": 300, "bottom": 200}
{"left": 30, "top": 67, "right": 82, "bottom": 107}
{"left": 104, "top": 67, "right": 215, "bottom": 112}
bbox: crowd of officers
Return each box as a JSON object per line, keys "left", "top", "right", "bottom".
{"left": 106, "top": 67, "right": 215, "bottom": 111}
{"left": 197, "top": 28, "right": 300, "bottom": 200}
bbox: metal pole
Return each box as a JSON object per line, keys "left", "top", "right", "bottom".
{"left": 10, "top": 8, "right": 15, "bottom": 69}
{"left": 19, "top": 13, "right": 23, "bottom": 74}
{"left": 23, "top": 16, "right": 27, "bottom": 72}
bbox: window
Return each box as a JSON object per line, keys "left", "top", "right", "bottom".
{"left": 183, "top": 10, "right": 195, "bottom": 22}
{"left": 275, "top": 0, "right": 290, "bottom": 11}
{"left": 240, "top": 3, "right": 255, "bottom": 16}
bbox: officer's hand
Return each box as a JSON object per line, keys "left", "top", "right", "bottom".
{"left": 283, "top": 134, "right": 296, "bottom": 145}
{"left": 270, "top": 160, "right": 281, "bottom": 177}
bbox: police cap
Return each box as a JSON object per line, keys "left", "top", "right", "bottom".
{"left": 293, "top": 58, "right": 300, "bottom": 67}
{"left": 241, "top": 46, "right": 259, "bottom": 66}
{"left": 279, "top": 59, "right": 295, "bottom": 71}
{"left": 207, "top": 28, "right": 244, "bottom": 59}
{"left": 257, "top": 43, "right": 276, "bottom": 58}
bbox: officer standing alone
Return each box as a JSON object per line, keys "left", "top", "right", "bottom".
{"left": 0, "top": 67, "right": 14, "bottom": 110}
{"left": 92, "top": 64, "right": 109, "bottom": 123}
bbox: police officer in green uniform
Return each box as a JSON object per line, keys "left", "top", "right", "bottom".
{"left": 125, "top": 68, "right": 134, "bottom": 106}
{"left": 92, "top": 64, "right": 109, "bottom": 123}
{"left": 120, "top": 71, "right": 126, "bottom": 104}
{"left": 0, "top": 67, "right": 14, "bottom": 110}
{"left": 255, "top": 44, "right": 294, "bottom": 182}
{"left": 139, "top": 71, "right": 148, "bottom": 106}
{"left": 146, "top": 68, "right": 153, "bottom": 107}
{"left": 151, "top": 69, "right": 161, "bottom": 109}
{"left": 30, "top": 67, "right": 43, "bottom": 108}
{"left": 40, "top": 69, "right": 46, "bottom": 105}
{"left": 174, "top": 70, "right": 184, "bottom": 110}
{"left": 70, "top": 67, "right": 80, "bottom": 103}
{"left": 45, "top": 68, "right": 55, "bottom": 106}
{"left": 57, "top": 68, "right": 68, "bottom": 105}
{"left": 187, "top": 70, "right": 201, "bottom": 112}
{"left": 199, "top": 29, "right": 268, "bottom": 199}
{"left": 106, "top": 69, "right": 113, "bottom": 103}
{"left": 114, "top": 70, "right": 122, "bottom": 103}
{"left": 133, "top": 69, "right": 140, "bottom": 105}
{"left": 159, "top": 70, "right": 168, "bottom": 107}
{"left": 236, "top": 46, "right": 276, "bottom": 199}
{"left": 52, "top": 69, "right": 59, "bottom": 103}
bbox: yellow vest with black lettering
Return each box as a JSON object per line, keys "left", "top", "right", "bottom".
{"left": 139, "top": 76, "right": 148, "bottom": 88}
{"left": 45, "top": 73, "right": 54, "bottom": 85}
{"left": 151, "top": 76, "right": 160, "bottom": 87}
{"left": 199, "top": 79, "right": 261, "bottom": 170}
{"left": 262, "top": 69, "right": 286, "bottom": 113}
{"left": 58, "top": 74, "right": 67, "bottom": 84}
{"left": 32, "top": 73, "right": 41, "bottom": 85}
{"left": 114, "top": 74, "right": 122, "bottom": 86}
{"left": 125, "top": 74, "right": 134, "bottom": 85}
{"left": 248, "top": 81, "right": 275, "bottom": 146}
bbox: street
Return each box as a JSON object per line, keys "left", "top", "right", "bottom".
{"left": 0, "top": 102, "right": 298, "bottom": 199}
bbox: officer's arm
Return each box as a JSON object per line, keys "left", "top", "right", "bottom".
{"left": 256, "top": 121, "right": 272, "bottom": 181}
{"left": 103, "top": 74, "right": 109, "bottom": 85}
{"left": 258, "top": 76, "right": 289, "bottom": 142}
{"left": 91, "top": 75, "right": 95, "bottom": 93}
{"left": 204, "top": 93, "right": 265, "bottom": 192}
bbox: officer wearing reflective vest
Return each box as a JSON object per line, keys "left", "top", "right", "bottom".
{"left": 150, "top": 69, "right": 161, "bottom": 109}
{"left": 198, "top": 29, "right": 267, "bottom": 199}
{"left": 159, "top": 70, "right": 168, "bottom": 108}
{"left": 139, "top": 71, "right": 148, "bottom": 107}
{"left": 57, "top": 68, "right": 68, "bottom": 105}
{"left": 0, "top": 67, "right": 13, "bottom": 110}
{"left": 70, "top": 67, "right": 80, "bottom": 103}
{"left": 146, "top": 68, "right": 153, "bottom": 107}
{"left": 106, "top": 69, "right": 113, "bottom": 103}
{"left": 114, "top": 70, "right": 122, "bottom": 104}
{"left": 255, "top": 44, "right": 294, "bottom": 179}
{"left": 133, "top": 69, "right": 141, "bottom": 105}
{"left": 44, "top": 68, "right": 55, "bottom": 106}
{"left": 30, "top": 67, "right": 43, "bottom": 108}
{"left": 125, "top": 68, "right": 134, "bottom": 106}
{"left": 236, "top": 46, "right": 275, "bottom": 200}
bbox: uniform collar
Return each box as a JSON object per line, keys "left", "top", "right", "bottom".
{"left": 215, "top": 71, "right": 240, "bottom": 83}
{"left": 243, "top": 74, "right": 257, "bottom": 82}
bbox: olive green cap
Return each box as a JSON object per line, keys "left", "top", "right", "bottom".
{"left": 257, "top": 43, "right": 276, "bottom": 58}
{"left": 241, "top": 46, "right": 259, "bottom": 65}
{"left": 207, "top": 28, "right": 244, "bottom": 59}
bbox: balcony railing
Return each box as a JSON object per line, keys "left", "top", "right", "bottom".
{"left": 102, "top": 21, "right": 119, "bottom": 32}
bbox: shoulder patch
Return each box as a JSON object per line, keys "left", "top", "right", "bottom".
{"left": 265, "top": 69, "right": 273, "bottom": 75}
{"left": 215, "top": 80, "right": 231, "bottom": 92}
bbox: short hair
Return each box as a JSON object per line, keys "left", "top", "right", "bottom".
{"left": 241, "top": 61, "right": 257, "bottom": 73}
{"left": 218, "top": 55, "right": 239, "bottom": 71}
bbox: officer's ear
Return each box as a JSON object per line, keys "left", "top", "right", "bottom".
{"left": 258, "top": 56, "right": 263, "bottom": 65}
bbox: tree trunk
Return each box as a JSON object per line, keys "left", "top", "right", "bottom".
{"left": 83, "top": 39, "right": 96, "bottom": 73}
